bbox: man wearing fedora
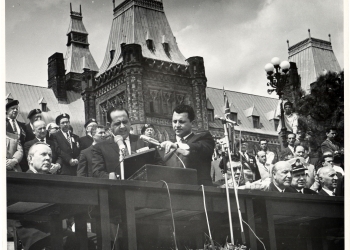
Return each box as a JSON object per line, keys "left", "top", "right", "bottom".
{"left": 51, "top": 113, "right": 80, "bottom": 176}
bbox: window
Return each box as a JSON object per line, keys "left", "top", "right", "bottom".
{"left": 274, "top": 118, "right": 279, "bottom": 131}
{"left": 41, "top": 103, "right": 47, "bottom": 112}
{"left": 207, "top": 109, "right": 214, "bottom": 122}
{"left": 230, "top": 112, "right": 237, "bottom": 123}
{"left": 252, "top": 116, "right": 260, "bottom": 129}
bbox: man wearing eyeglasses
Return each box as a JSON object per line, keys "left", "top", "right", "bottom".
{"left": 92, "top": 107, "right": 162, "bottom": 178}
{"left": 24, "top": 120, "right": 62, "bottom": 174}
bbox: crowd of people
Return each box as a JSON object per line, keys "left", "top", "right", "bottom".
{"left": 6, "top": 98, "right": 344, "bottom": 249}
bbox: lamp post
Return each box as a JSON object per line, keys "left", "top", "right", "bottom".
{"left": 265, "top": 57, "right": 290, "bottom": 147}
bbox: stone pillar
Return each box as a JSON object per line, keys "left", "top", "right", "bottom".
{"left": 186, "top": 56, "right": 208, "bottom": 130}
{"left": 122, "top": 44, "right": 145, "bottom": 124}
{"left": 82, "top": 90, "right": 96, "bottom": 122}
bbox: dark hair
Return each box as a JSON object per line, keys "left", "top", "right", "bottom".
{"left": 284, "top": 101, "right": 293, "bottom": 108}
{"left": 141, "top": 124, "right": 155, "bottom": 134}
{"left": 107, "top": 107, "right": 129, "bottom": 123}
{"left": 218, "top": 154, "right": 240, "bottom": 170}
{"left": 91, "top": 125, "right": 106, "bottom": 137}
{"left": 173, "top": 104, "right": 195, "bottom": 122}
{"left": 325, "top": 127, "right": 337, "bottom": 133}
{"left": 321, "top": 154, "right": 333, "bottom": 163}
{"left": 293, "top": 144, "right": 305, "bottom": 153}
{"left": 259, "top": 139, "right": 268, "bottom": 144}
{"left": 287, "top": 133, "right": 296, "bottom": 139}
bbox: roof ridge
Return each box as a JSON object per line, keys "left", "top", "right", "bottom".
{"left": 206, "top": 86, "right": 278, "bottom": 100}
{"left": 6, "top": 82, "right": 48, "bottom": 89}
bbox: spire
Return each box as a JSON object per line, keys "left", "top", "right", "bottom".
{"left": 329, "top": 34, "right": 331, "bottom": 43}
{"left": 287, "top": 40, "right": 289, "bottom": 49}
{"left": 308, "top": 29, "right": 311, "bottom": 39}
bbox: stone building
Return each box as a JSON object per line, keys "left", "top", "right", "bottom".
{"left": 5, "top": 0, "right": 341, "bottom": 153}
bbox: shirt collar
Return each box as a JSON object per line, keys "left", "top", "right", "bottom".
{"left": 322, "top": 188, "right": 335, "bottom": 196}
{"left": 29, "top": 167, "right": 38, "bottom": 174}
{"left": 36, "top": 137, "right": 46, "bottom": 142}
{"left": 273, "top": 182, "right": 285, "bottom": 192}
{"left": 176, "top": 132, "right": 193, "bottom": 142}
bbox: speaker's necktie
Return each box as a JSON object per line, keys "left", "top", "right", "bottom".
{"left": 12, "top": 120, "right": 18, "bottom": 133}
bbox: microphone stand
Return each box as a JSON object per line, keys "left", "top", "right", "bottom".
{"left": 221, "top": 118, "right": 246, "bottom": 244}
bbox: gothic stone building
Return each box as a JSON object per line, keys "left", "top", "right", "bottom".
{"left": 5, "top": 0, "right": 341, "bottom": 153}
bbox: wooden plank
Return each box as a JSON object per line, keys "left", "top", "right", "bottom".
{"left": 75, "top": 213, "right": 88, "bottom": 250}
{"left": 99, "top": 189, "right": 111, "bottom": 250}
{"left": 267, "top": 200, "right": 343, "bottom": 218}
{"left": 265, "top": 200, "right": 277, "bottom": 250}
{"left": 125, "top": 190, "right": 137, "bottom": 250}
{"left": 7, "top": 182, "right": 99, "bottom": 205}
{"left": 245, "top": 198, "right": 257, "bottom": 250}
{"left": 50, "top": 215, "right": 63, "bottom": 250}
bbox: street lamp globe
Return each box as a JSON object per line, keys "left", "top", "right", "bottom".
{"left": 280, "top": 61, "right": 290, "bottom": 71}
{"left": 271, "top": 57, "right": 281, "bottom": 66}
{"left": 264, "top": 63, "right": 274, "bottom": 73}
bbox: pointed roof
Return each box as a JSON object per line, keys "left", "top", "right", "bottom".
{"left": 97, "top": 0, "right": 187, "bottom": 77}
{"left": 243, "top": 104, "right": 259, "bottom": 117}
{"left": 288, "top": 33, "right": 341, "bottom": 93}
{"left": 64, "top": 5, "right": 99, "bottom": 74}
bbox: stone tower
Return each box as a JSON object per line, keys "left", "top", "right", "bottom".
{"left": 91, "top": 0, "right": 209, "bottom": 140}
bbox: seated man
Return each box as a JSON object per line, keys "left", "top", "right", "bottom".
{"left": 290, "top": 159, "right": 317, "bottom": 194}
{"left": 267, "top": 161, "right": 297, "bottom": 193}
{"left": 160, "top": 104, "right": 215, "bottom": 186}
{"left": 92, "top": 107, "right": 163, "bottom": 178}
{"left": 258, "top": 139, "right": 276, "bottom": 164}
{"left": 77, "top": 125, "right": 107, "bottom": 177}
{"left": 24, "top": 120, "right": 62, "bottom": 174}
{"left": 318, "top": 166, "right": 338, "bottom": 196}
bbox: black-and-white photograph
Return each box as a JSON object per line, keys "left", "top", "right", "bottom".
{"left": 4, "top": 0, "right": 345, "bottom": 249}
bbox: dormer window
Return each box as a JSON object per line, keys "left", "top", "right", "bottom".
{"left": 252, "top": 116, "right": 260, "bottom": 129}
{"left": 38, "top": 97, "right": 48, "bottom": 112}
{"left": 6, "top": 93, "right": 14, "bottom": 104}
{"left": 207, "top": 109, "right": 214, "bottom": 122}
{"left": 230, "top": 112, "right": 237, "bottom": 123}
{"left": 274, "top": 118, "right": 279, "bottom": 131}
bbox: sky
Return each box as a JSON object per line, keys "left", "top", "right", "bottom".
{"left": 5, "top": 0, "right": 344, "bottom": 98}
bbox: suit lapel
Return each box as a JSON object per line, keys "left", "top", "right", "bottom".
{"left": 58, "top": 130, "right": 71, "bottom": 148}
{"left": 6, "top": 119, "right": 15, "bottom": 133}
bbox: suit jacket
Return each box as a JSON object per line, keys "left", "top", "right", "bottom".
{"left": 6, "top": 118, "right": 26, "bottom": 146}
{"left": 321, "top": 139, "right": 341, "bottom": 154}
{"left": 163, "top": 131, "right": 215, "bottom": 186}
{"left": 267, "top": 182, "right": 297, "bottom": 193}
{"left": 318, "top": 188, "right": 335, "bottom": 196}
{"left": 77, "top": 146, "right": 93, "bottom": 177}
{"left": 24, "top": 138, "right": 62, "bottom": 166}
{"left": 92, "top": 134, "right": 162, "bottom": 178}
{"left": 51, "top": 130, "right": 80, "bottom": 176}
{"left": 293, "top": 187, "right": 317, "bottom": 195}
{"left": 6, "top": 133, "right": 23, "bottom": 172}
{"left": 24, "top": 123, "right": 36, "bottom": 142}
{"left": 80, "top": 135, "right": 94, "bottom": 151}
{"left": 239, "top": 152, "right": 261, "bottom": 181}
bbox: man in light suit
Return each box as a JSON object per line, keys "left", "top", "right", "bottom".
{"left": 160, "top": 104, "right": 215, "bottom": 186}
{"left": 24, "top": 120, "right": 62, "bottom": 174}
{"left": 51, "top": 113, "right": 80, "bottom": 176}
{"left": 77, "top": 125, "right": 107, "bottom": 177}
{"left": 92, "top": 107, "right": 162, "bottom": 178}
{"left": 267, "top": 161, "right": 297, "bottom": 193}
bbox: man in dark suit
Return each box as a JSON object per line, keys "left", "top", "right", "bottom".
{"left": 267, "top": 161, "right": 297, "bottom": 193}
{"left": 80, "top": 118, "right": 98, "bottom": 150}
{"left": 160, "top": 104, "right": 215, "bottom": 186}
{"left": 24, "top": 109, "right": 42, "bottom": 143}
{"left": 51, "top": 113, "right": 80, "bottom": 176}
{"left": 280, "top": 133, "right": 296, "bottom": 157}
{"left": 92, "top": 107, "right": 161, "bottom": 179}
{"left": 318, "top": 166, "right": 338, "bottom": 196}
{"left": 24, "top": 120, "right": 62, "bottom": 174}
{"left": 290, "top": 159, "right": 317, "bottom": 194}
{"left": 77, "top": 125, "right": 107, "bottom": 177}
{"left": 320, "top": 127, "right": 343, "bottom": 154}
{"left": 6, "top": 100, "right": 26, "bottom": 146}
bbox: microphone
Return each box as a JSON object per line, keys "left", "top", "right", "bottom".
{"left": 140, "top": 135, "right": 161, "bottom": 146}
{"left": 113, "top": 135, "right": 126, "bottom": 152}
{"left": 215, "top": 115, "right": 238, "bottom": 125}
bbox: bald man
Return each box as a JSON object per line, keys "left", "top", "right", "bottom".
{"left": 268, "top": 161, "right": 297, "bottom": 193}
{"left": 256, "top": 151, "right": 272, "bottom": 180}
{"left": 318, "top": 166, "right": 338, "bottom": 196}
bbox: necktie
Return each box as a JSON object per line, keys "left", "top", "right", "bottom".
{"left": 66, "top": 133, "right": 72, "bottom": 148}
{"left": 123, "top": 140, "right": 129, "bottom": 156}
{"left": 12, "top": 120, "right": 18, "bottom": 133}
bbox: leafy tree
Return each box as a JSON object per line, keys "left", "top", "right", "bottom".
{"left": 295, "top": 71, "right": 344, "bottom": 149}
